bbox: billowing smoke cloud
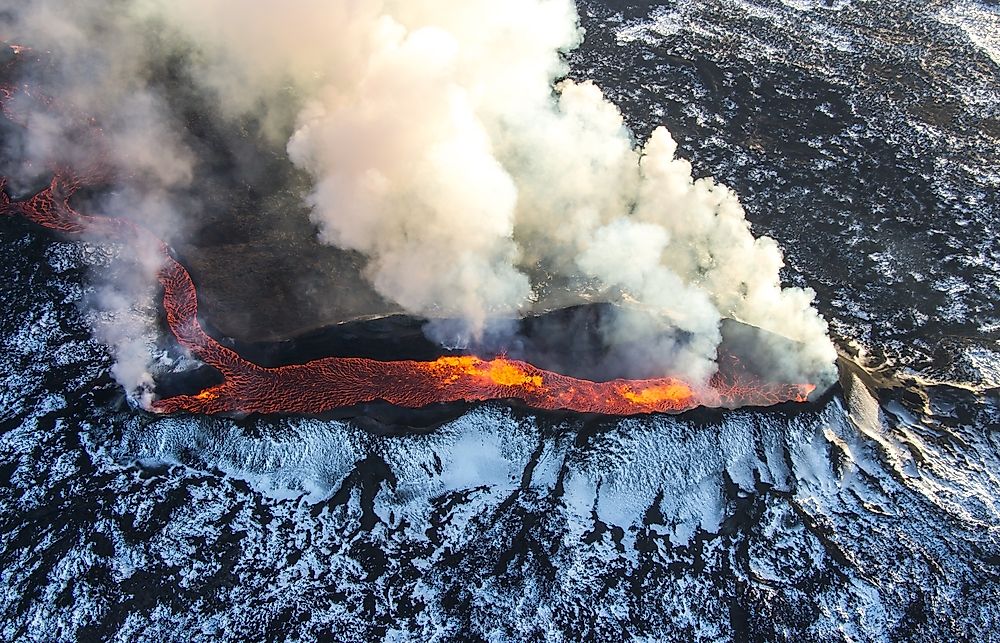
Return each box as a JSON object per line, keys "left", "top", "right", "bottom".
{"left": 2, "top": 0, "right": 838, "bottom": 391}
{"left": 142, "top": 0, "right": 835, "bottom": 385}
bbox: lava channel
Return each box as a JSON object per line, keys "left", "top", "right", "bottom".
{"left": 0, "top": 173, "right": 816, "bottom": 417}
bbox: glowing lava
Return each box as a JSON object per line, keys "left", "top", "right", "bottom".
{"left": 0, "top": 173, "right": 816, "bottom": 416}
{"left": 0, "top": 49, "right": 817, "bottom": 417}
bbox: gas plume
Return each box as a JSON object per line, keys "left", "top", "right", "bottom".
{"left": 1, "top": 0, "right": 196, "bottom": 397}
{"left": 148, "top": 0, "right": 834, "bottom": 385}
{"left": 1, "top": 0, "right": 838, "bottom": 392}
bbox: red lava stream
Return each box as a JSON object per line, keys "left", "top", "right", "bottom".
{"left": 0, "top": 173, "right": 815, "bottom": 416}
{"left": 0, "top": 45, "right": 815, "bottom": 416}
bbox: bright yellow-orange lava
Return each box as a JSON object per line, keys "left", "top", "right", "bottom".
{"left": 619, "top": 382, "right": 695, "bottom": 407}
{"left": 425, "top": 356, "right": 544, "bottom": 389}
{"left": 195, "top": 387, "right": 221, "bottom": 401}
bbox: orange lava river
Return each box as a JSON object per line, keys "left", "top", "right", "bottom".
{"left": 0, "top": 49, "right": 815, "bottom": 417}
{"left": 0, "top": 173, "right": 815, "bottom": 416}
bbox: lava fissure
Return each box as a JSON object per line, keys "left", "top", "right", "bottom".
{"left": 0, "top": 51, "right": 816, "bottom": 417}
{"left": 0, "top": 173, "right": 815, "bottom": 416}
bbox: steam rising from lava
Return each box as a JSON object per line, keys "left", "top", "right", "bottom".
{"left": 1, "top": 0, "right": 198, "bottom": 398}
{"left": 1, "top": 0, "right": 838, "bottom": 394}
{"left": 148, "top": 0, "right": 836, "bottom": 386}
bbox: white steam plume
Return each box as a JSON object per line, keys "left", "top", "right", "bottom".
{"left": 3, "top": 0, "right": 838, "bottom": 388}
{"left": 2, "top": 0, "right": 195, "bottom": 400}
{"left": 143, "top": 0, "right": 836, "bottom": 385}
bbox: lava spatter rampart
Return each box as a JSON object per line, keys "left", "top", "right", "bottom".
{"left": 0, "top": 173, "right": 815, "bottom": 416}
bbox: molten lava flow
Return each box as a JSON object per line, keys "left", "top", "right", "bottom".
{"left": 0, "top": 48, "right": 817, "bottom": 417}
{"left": 0, "top": 174, "right": 817, "bottom": 416}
